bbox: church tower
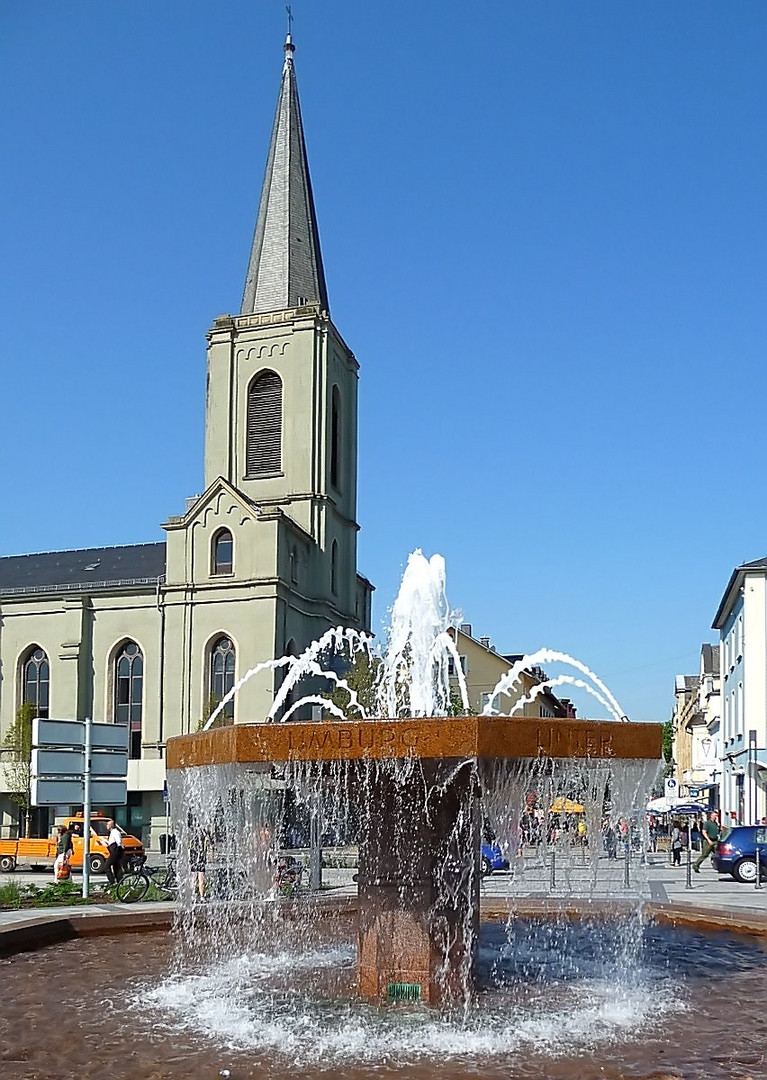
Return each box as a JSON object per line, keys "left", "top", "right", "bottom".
{"left": 163, "top": 35, "right": 372, "bottom": 729}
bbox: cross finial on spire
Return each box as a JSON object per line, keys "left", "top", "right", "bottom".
{"left": 284, "top": 5, "right": 295, "bottom": 67}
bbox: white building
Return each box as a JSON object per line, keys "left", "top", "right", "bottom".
{"left": 670, "top": 644, "right": 720, "bottom": 806}
{"left": 712, "top": 557, "right": 767, "bottom": 825}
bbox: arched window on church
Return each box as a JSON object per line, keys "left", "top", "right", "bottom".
{"left": 115, "top": 641, "right": 143, "bottom": 759}
{"left": 246, "top": 370, "right": 282, "bottom": 476}
{"left": 331, "top": 540, "right": 339, "bottom": 596}
{"left": 212, "top": 528, "right": 233, "bottom": 575}
{"left": 211, "top": 636, "right": 236, "bottom": 721}
{"left": 23, "top": 646, "right": 50, "bottom": 718}
{"left": 330, "top": 385, "right": 341, "bottom": 489}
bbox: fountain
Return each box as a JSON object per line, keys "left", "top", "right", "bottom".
{"left": 166, "top": 551, "right": 663, "bottom": 1006}
{"left": 6, "top": 552, "right": 767, "bottom": 1079}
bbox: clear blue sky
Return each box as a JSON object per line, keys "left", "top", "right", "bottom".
{"left": 3, "top": 2, "right": 767, "bottom": 723}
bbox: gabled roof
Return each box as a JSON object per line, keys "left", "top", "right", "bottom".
{"left": 700, "top": 642, "right": 720, "bottom": 676}
{"left": 164, "top": 475, "right": 260, "bottom": 529}
{"left": 712, "top": 556, "right": 767, "bottom": 630}
{"left": 241, "top": 34, "right": 329, "bottom": 316}
{"left": 0, "top": 542, "right": 166, "bottom": 597}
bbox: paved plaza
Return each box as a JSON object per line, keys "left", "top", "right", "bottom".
{"left": 1, "top": 848, "right": 765, "bottom": 947}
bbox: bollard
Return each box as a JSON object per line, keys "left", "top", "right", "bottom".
{"left": 756, "top": 843, "right": 762, "bottom": 891}
{"left": 623, "top": 844, "right": 630, "bottom": 889}
{"left": 549, "top": 849, "right": 556, "bottom": 890}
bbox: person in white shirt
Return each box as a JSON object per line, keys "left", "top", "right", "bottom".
{"left": 105, "top": 818, "right": 124, "bottom": 885}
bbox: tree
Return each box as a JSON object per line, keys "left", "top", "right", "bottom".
{"left": 2, "top": 701, "right": 35, "bottom": 837}
{"left": 662, "top": 719, "right": 674, "bottom": 763}
{"left": 199, "top": 695, "right": 233, "bottom": 731}
{"left": 324, "top": 652, "right": 382, "bottom": 718}
{"left": 447, "top": 683, "right": 469, "bottom": 716}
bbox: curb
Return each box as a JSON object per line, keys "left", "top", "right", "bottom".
{"left": 0, "top": 905, "right": 174, "bottom": 957}
{"left": 1, "top": 891, "right": 765, "bottom": 961}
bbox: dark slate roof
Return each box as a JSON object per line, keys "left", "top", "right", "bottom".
{"left": 701, "top": 642, "right": 720, "bottom": 676}
{"left": 240, "top": 35, "right": 329, "bottom": 316}
{"left": 0, "top": 543, "right": 166, "bottom": 597}
{"left": 712, "top": 555, "right": 767, "bottom": 629}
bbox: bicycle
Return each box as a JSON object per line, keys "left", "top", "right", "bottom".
{"left": 274, "top": 854, "right": 304, "bottom": 898}
{"left": 116, "top": 856, "right": 178, "bottom": 903}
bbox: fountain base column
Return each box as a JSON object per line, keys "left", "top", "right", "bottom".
{"left": 356, "top": 759, "right": 479, "bottom": 1005}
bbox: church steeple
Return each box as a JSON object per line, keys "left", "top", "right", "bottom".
{"left": 241, "top": 34, "right": 329, "bottom": 316}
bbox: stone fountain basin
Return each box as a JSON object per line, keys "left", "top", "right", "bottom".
{"left": 166, "top": 715, "right": 662, "bottom": 1005}
{"left": 166, "top": 715, "right": 662, "bottom": 769}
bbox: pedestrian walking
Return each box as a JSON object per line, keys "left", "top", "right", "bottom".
{"left": 188, "top": 812, "right": 212, "bottom": 901}
{"left": 671, "top": 820, "right": 684, "bottom": 867}
{"left": 105, "top": 818, "right": 124, "bottom": 884}
{"left": 619, "top": 818, "right": 630, "bottom": 857}
{"left": 692, "top": 811, "right": 720, "bottom": 873}
{"left": 603, "top": 820, "right": 618, "bottom": 859}
{"left": 53, "top": 824, "right": 74, "bottom": 880}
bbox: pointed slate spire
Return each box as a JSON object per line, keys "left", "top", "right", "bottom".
{"left": 241, "top": 35, "right": 329, "bottom": 315}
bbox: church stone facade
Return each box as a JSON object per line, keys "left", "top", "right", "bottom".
{"left": 0, "top": 36, "right": 373, "bottom": 848}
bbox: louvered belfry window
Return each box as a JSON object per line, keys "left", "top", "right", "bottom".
{"left": 247, "top": 370, "right": 282, "bottom": 476}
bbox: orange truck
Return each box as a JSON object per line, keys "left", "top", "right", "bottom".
{"left": 0, "top": 814, "right": 145, "bottom": 874}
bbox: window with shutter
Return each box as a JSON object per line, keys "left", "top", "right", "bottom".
{"left": 247, "top": 370, "right": 282, "bottom": 476}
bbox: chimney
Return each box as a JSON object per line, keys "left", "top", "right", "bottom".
{"left": 480, "top": 636, "right": 491, "bottom": 650}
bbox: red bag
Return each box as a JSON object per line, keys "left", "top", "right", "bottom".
{"left": 57, "top": 861, "right": 71, "bottom": 881}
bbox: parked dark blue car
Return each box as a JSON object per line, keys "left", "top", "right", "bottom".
{"left": 481, "top": 841, "right": 509, "bottom": 875}
{"left": 711, "top": 825, "right": 767, "bottom": 883}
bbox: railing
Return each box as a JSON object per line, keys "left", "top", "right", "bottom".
{"left": 1, "top": 576, "right": 166, "bottom": 597}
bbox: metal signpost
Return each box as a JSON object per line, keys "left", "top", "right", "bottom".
{"left": 31, "top": 718, "right": 129, "bottom": 898}
{"left": 162, "top": 779, "right": 171, "bottom": 859}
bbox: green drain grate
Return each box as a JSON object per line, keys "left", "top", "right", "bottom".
{"left": 386, "top": 982, "right": 422, "bottom": 1002}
